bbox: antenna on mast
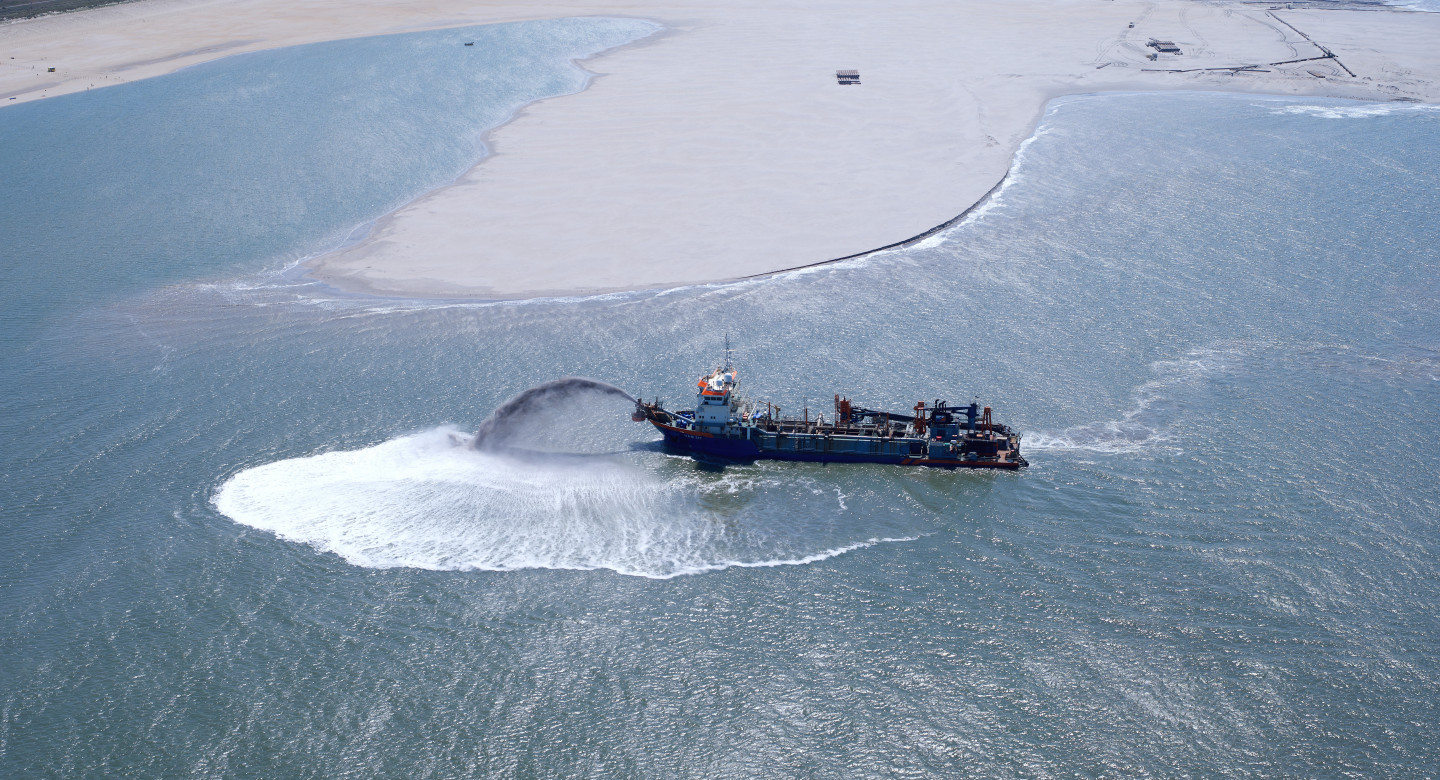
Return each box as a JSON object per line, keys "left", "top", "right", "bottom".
{"left": 723, "top": 332, "right": 733, "bottom": 371}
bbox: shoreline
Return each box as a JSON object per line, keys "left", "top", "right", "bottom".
{"left": 304, "top": 169, "right": 1017, "bottom": 304}
{"left": 5, "top": 0, "right": 1439, "bottom": 300}
{"left": 738, "top": 172, "right": 1012, "bottom": 282}
{"left": 294, "top": 87, "right": 1428, "bottom": 307}
{"left": 294, "top": 0, "right": 1440, "bottom": 301}
{"left": 270, "top": 18, "right": 672, "bottom": 301}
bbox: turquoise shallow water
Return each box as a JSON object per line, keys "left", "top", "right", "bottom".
{"left": 2, "top": 20, "right": 1440, "bottom": 777}
{"left": 0, "top": 16, "right": 658, "bottom": 345}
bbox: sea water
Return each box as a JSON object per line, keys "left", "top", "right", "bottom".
{"left": 1, "top": 24, "right": 1438, "bottom": 778}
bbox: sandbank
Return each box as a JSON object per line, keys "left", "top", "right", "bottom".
{"left": 3, "top": 0, "right": 1438, "bottom": 299}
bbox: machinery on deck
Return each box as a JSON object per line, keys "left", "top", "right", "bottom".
{"left": 631, "top": 351, "right": 1027, "bottom": 469}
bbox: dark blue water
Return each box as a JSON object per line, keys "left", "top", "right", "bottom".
{"left": 2, "top": 25, "right": 1438, "bottom": 776}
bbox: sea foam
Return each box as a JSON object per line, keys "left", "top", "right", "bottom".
{"left": 213, "top": 427, "right": 911, "bottom": 578}
{"left": 1024, "top": 346, "right": 1243, "bottom": 454}
{"left": 1272, "top": 103, "right": 1440, "bottom": 120}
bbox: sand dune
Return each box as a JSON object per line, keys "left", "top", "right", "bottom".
{"left": 4, "top": 0, "right": 1437, "bottom": 298}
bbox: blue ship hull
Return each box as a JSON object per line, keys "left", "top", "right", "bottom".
{"left": 652, "top": 421, "right": 1025, "bottom": 470}
{"left": 633, "top": 355, "right": 1027, "bottom": 470}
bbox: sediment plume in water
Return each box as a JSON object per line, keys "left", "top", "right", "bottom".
{"left": 473, "top": 377, "right": 635, "bottom": 450}
{"left": 211, "top": 426, "right": 912, "bottom": 578}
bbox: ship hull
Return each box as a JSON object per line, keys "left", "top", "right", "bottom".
{"left": 652, "top": 421, "right": 1024, "bottom": 469}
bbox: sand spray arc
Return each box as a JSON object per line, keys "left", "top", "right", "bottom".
{"left": 472, "top": 377, "right": 635, "bottom": 450}
{"left": 212, "top": 377, "right": 924, "bottom": 577}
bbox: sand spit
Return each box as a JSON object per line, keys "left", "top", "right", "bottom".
{"left": 3, "top": 0, "right": 1438, "bottom": 299}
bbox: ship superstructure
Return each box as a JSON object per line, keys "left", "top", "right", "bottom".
{"left": 632, "top": 354, "right": 1027, "bottom": 469}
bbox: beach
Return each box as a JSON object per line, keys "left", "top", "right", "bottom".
{"left": 3, "top": 0, "right": 1438, "bottom": 298}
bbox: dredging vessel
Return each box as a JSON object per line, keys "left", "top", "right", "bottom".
{"left": 631, "top": 354, "right": 1027, "bottom": 469}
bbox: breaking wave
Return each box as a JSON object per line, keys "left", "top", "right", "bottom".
{"left": 212, "top": 427, "right": 913, "bottom": 578}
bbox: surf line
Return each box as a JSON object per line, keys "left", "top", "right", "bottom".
{"left": 737, "top": 172, "right": 1010, "bottom": 280}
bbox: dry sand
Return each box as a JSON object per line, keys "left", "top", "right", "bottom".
{"left": 3, "top": 0, "right": 1438, "bottom": 299}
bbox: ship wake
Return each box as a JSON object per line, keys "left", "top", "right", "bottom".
{"left": 1024, "top": 346, "right": 1242, "bottom": 454}
{"left": 212, "top": 426, "right": 913, "bottom": 578}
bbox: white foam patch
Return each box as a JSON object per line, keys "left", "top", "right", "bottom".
{"left": 1023, "top": 421, "right": 1167, "bottom": 454}
{"left": 1025, "top": 346, "right": 1243, "bottom": 454}
{"left": 1272, "top": 103, "right": 1440, "bottom": 120}
{"left": 213, "top": 427, "right": 913, "bottom": 578}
